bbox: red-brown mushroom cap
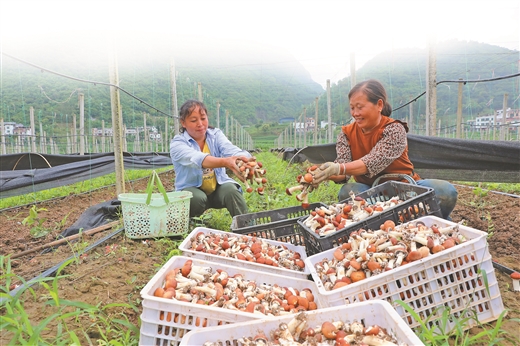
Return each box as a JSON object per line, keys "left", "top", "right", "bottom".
{"left": 511, "top": 272, "right": 520, "bottom": 280}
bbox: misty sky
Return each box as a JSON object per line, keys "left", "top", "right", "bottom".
{"left": 1, "top": 0, "right": 519, "bottom": 87}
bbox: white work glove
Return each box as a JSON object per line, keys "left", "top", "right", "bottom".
{"left": 312, "top": 162, "right": 341, "bottom": 184}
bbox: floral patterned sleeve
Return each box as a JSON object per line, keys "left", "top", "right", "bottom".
{"left": 334, "top": 132, "right": 353, "bottom": 182}
{"left": 360, "top": 122, "right": 407, "bottom": 178}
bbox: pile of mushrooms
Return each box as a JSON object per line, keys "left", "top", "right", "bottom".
{"left": 301, "top": 191, "right": 412, "bottom": 236}
{"left": 187, "top": 231, "right": 306, "bottom": 272}
{"left": 203, "top": 311, "right": 406, "bottom": 346}
{"left": 286, "top": 166, "right": 319, "bottom": 209}
{"left": 153, "top": 259, "right": 318, "bottom": 317}
{"left": 236, "top": 158, "right": 268, "bottom": 195}
{"left": 312, "top": 219, "right": 468, "bottom": 290}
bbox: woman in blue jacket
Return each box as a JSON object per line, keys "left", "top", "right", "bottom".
{"left": 170, "top": 100, "right": 252, "bottom": 218}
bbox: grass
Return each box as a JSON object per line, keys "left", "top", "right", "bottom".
{"left": 0, "top": 167, "right": 171, "bottom": 210}
{"left": 1, "top": 151, "right": 519, "bottom": 345}
{"left": 194, "top": 151, "right": 341, "bottom": 231}
{"left": 0, "top": 256, "right": 140, "bottom": 345}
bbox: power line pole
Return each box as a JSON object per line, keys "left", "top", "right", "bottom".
{"left": 426, "top": 37, "right": 437, "bottom": 136}
{"left": 314, "top": 97, "right": 319, "bottom": 144}
{"left": 456, "top": 79, "right": 463, "bottom": 139}
{"left": 109, "top": 47, "right": 125, "bottom": 196}
{"left": 216, "top": 101, "right": 220, "bottom": 129}
{"left": 30, "top": 106, "right": 36, "bottom": 152}
{"left": 170, "top": 59, "right": 179, "bottom": 136}
{"left": 198, "top": 82, "right": 203, "bottom": 102}
{"left": 500, "top": 93, "right": 508, "bottom": 141}
{"left": 350, "top": 52, "right": 356, "bottom": 90}
{"left": 327, "top": 79, "right": 332, "bottom": 142}
{"left": 79, "top": 93, "right": 85, "bottom": 155}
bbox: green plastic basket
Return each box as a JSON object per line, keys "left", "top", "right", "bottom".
{"left": 118, "top": 171, "right": 192, "bottom": 239}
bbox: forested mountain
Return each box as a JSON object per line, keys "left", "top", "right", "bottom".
{"left": 0, "top": 34, "right": 323, "bottom": 137}
{"left": 0, "top": 37, "right": 518, "bottom": 139}
{"left": 323, "top": 40, "right": 519, "bottom": 127}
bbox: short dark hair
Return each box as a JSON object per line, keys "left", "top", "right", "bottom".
{"left": 348, "top": 79, "right": 392, "bottom": 117}
{"left": 178, "top": 100, "right": 209, "bottom": 133}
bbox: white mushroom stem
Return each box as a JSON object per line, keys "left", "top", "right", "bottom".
{"left": 413, "top": 235, "right": 429, "bottom": 246}
{"left": 318, "top": 223, "right": 335, "bottom": 235}
{"left": 286, "top": 184, "right": 304, "bottom": 196}
{"left": 361, "top": 335, "right": 398, "bottom": 346}
{"left": 174, "top": 291, "right": 192, "bottom": 301}
{"left": 188, "top": 269, "right": 207, "bottom": 282}
{"left": 377, "top": 241, "right": 393, "bottom": 252}
{"left": 511, "top": 273, "right": 520, "bottom": 292}
{"left": 176, "top": 279, "right": 197, "bottom": 290}
{"left": 286, "top": 312, "right": 306, "bottom": 335}
{"left": 296, "top": 186, "right": 308, "bottom": 202}
{"left": 438, "top": 223, "right": 460, "bottom": 234}
{"left": 395, "top": 251, "right": 407, "bottom": 266}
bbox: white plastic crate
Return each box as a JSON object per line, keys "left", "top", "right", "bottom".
{"left": 139, "top": 255, "right": 326, "bottom": 346}
{"left": 304, "top": 215, "right": 505, "bottom": 332}
{"left": 179, "top": 227, "right": 310, "bottom": 279}
{"left": 179, "top": 301, "right": 425, "bottom": 346}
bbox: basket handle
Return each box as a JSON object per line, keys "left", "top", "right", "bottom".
{"left": 372, "top": 174, "right": 417, "bottom": 187}
{"left": 145, "top": 170, "right": 170, "bottom": 205}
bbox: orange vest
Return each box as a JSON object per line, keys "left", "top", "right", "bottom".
{"left": 341, "top": 116, "right": 420, "bottom": 186}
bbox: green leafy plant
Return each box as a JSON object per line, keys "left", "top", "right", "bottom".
{"left": 395, "top": 269, "right": 520, "bottom": 345}
{"left": 21, "top": 205, "right": 70, "bottom": 238}
{"left": 0, "top": 256, "right": 140, "bottom": 345}
{"left": 21, "top": 205, "right": 50, "bottom": 238}
{"left": 472, "top": 186, "right": 488, "bottom": 198}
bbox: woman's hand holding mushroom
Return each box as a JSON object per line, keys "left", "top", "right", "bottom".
{"left": 312, "top": 162, "right": 341, "bottom": 184}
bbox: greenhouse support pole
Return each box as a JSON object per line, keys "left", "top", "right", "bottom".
{"left": 73, "top": 114, "right": 77, "bottom": 153}
{"left": 109, "top": 49, "right": 125, "bottom": 196}
{"left": 216, "top": 101, "right": 220, "bottom": 129}
{"left": 456, "top": 79, "right": 463, "bottom": 139}
{"left": 101, "top": 120, "right": 106, "bottom": 153}
{"left": 0, "top": 119, "right": 5, "bottom": 155}
{"left": 327, "top": 80, "right": 332, "bottom": 142}
{"left": 426, "top": 37, "right": 437, "bottom": 136}
{"left": 198, "top": 82, "right": 203, "bottom": 102}
{"left": 79, "top": 93, "right": 85, "bottom": 155}
{"left": 303, "top": 107, "right": 307, "bottom": 148}
{"left": 170, "top": 59, "right": 180, "bottom": 136}
{"left": 409, "top": 102, "right": 414, "bottom": 135}
{"left": 350, "top": 52, "right": 356, "bottom": 90}
{"left": 314, "top": 97, "right": 318, "bottom": 145}
{"left": 500, "top": 93, "right": 508, "bottom": 141}
{"left": 30, "top": 106, "right": 36, "bottom": 153}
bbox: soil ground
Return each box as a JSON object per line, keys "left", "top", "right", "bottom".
{"left": 0, "top": 170, "right": 519, "bottom": 344}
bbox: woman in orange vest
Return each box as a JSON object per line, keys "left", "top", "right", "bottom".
{"left": 312, "top": 79, "right": 457, "bottom": 220}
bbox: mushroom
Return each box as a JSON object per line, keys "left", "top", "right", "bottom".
{"left": 394, "top": 249, "right": 408, "bottom": 267}
{"left": 511, "top": 272, "right": 520, "bottom": 292}
{"left": 361, "top": 335, "right": 399, "bottom": 346}
{"left": 286, "top": 184, "right": 304, "bottom": 196}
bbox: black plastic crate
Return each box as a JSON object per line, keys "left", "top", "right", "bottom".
{"left": 230, "top": 203, "right": 325, "bottom": 246}
{"left": 298, "top": 181, "right": 441, "bottom": 255}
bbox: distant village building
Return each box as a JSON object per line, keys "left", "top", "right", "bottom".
{"left": 0, "top": 122, "right": 32, "bottom": 136}
{"left": 294, "top": 117, "right": 316, "bottom": 133}
{"left": 91, "top": 126, "right": 161, "bottom": 141}
{"left": 473, "top": 108, "right": 520, "bottom": 130}
{"left": 1, "top": 121, "right": 17, "bottom": 135}
{"left": 320, "top": 120, "right": 337, "bottom": 129}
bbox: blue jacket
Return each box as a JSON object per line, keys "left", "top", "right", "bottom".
{"left": 170, "top": 128, "right": 251, "bottom": 191}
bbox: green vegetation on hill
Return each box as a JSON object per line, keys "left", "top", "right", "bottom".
{"left": 1, "top": 39, "right": 518, "bottom": 142}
